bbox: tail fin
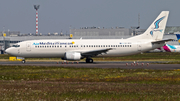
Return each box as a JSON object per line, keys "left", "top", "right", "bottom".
{"left": 176, "top": 34, "right": 180, "bottom": 45}
{"left": 128, "top": 11, "right": 169, "bottom": 40}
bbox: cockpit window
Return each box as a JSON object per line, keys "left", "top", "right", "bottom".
{"left": 12, "top": 44, "right": 20, "bottom": 47}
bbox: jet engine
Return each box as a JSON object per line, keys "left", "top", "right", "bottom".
{"left": 62, "top": 52, "right": 81, "bottom": 61}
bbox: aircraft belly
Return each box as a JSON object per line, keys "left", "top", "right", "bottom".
{"left": 21, "top": 49, "right": 64, "bottom": 58}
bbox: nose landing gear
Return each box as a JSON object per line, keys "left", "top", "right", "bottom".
{"left": 22, "top": 60, "right": 26, "bottom": 64}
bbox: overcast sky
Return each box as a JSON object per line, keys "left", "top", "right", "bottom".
{"left": 0, "top": 0, "right": 180, "bottom": 34}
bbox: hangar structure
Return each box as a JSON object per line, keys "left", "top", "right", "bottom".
{"left": 0, "top": 26, "right": 179, "bottom": 54}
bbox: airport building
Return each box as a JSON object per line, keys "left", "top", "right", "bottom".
{"left": 0, "top": 26, "right": 179, "bottom": 54}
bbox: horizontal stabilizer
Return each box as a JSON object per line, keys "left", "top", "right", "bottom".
{"left": 151, "top": 39, "right": 173, "bottom": 43}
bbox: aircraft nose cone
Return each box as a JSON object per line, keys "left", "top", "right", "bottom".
{"left": 5, "top": 47, "right": 18, "bottom": 56}
{"left": 5, "top": 48, "right": 13, "bottom": 55}
{"left": 5, "top": 48, "right": 10, "bottom": 54}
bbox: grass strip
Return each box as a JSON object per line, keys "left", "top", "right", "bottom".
{"left": 0, "top": 65, "right": 180, "bottom": 100}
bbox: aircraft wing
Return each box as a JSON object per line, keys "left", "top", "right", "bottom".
{"left": 81, "top": 48, "right": 113, "bottom": 57}
{"left": 151, "top": 39, "right": 174, "bottom": 43}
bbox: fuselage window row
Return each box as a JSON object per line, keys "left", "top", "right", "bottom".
{"left": 34, "top": 45, "right": 132, "bottom": 48}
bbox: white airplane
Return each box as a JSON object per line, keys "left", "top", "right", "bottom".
{"left": 5, "top": 11, "right": 172, "bottom": 63}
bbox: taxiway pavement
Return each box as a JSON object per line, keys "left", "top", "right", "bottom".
{"left": 0, "top": 61, "right": 179, "bottom": 70}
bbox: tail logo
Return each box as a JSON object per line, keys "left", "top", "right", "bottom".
{"left": 176, "top": 34, "right": 180, "bottom": 45}
{"left": 167, "top": 44, "right": 176, "bottom": 49}
{"left": 150, "top": 16, "right": 165, "bottom": 36}
{"left": 178, "top": 39, "right": 180, "bottom": 44}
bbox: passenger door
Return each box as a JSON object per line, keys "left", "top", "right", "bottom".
{"left": 18, "top": 49, "right": 20, "bottom": 54}
{"left": 26, "top": 42, "right": 31, "bottom": 52}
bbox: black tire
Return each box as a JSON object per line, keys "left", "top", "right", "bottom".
{"left": 89, "top": 59, "right": 93, "bottom": 63}
{"left": 86, "top": 58, "right": 89, "bottom": 63}
{"left": 86, "top": 58, "right": 93, "bottom": 63}
{"left": 22, "top": 60, "right": 26, "bottom": 64}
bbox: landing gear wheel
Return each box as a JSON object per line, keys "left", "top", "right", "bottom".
{"left": 86, "top": 58, "right": 93, "bottom": 63}
{"left": 89, "top": 59, "right": 93, "bottom": 63}
{"left": 22, "top": 60, "right": 26, "bottom": 64}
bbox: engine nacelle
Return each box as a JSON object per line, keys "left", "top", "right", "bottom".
{"left": 63, "top": 52, "right": 81, "bottom": 61}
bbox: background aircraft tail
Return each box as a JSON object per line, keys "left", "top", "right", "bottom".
{"left": 176, "top": 34, "right": 180, "bottom": 45}
{"left": 162, "top": 44, "right": 176, "bottom": 52}
{"left": 128, "top": 11, "right": 169, "bottom": 40}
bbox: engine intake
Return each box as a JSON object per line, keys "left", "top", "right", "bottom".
{"left": 63, "top": 52, "right": 81, "bottom": 61}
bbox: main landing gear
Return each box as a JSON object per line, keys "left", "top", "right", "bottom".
{"left": 86, "top": 58, "right": 93, "bottom": 63}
